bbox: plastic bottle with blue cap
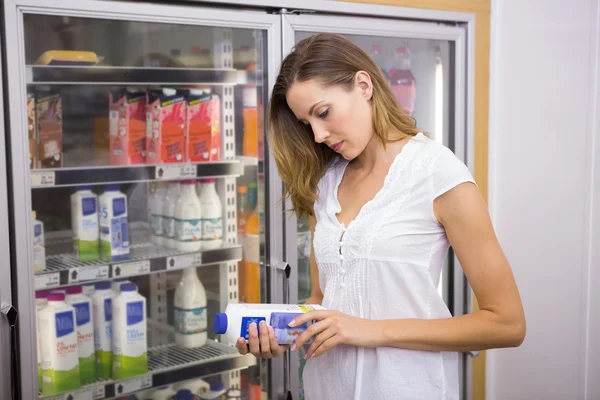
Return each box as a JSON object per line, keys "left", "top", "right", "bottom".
{"left": 99, "top": 184, "right": 130, "bottom": 262}
{"left": 198, "top": 381, "right": 226, "bottom": 400}
{"left": 214, "top": 303, "right": 325, "bottom": 346}
{"left": 112, "top": 283, "right": 148, "bottom": 379}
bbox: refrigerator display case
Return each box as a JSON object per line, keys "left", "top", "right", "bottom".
{"left": 0, "top": 1, "right": 476, "bottom": 399}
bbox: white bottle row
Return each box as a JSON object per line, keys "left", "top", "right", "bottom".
{"left": 150, "top": 179, "right": 223, "bottom": 252}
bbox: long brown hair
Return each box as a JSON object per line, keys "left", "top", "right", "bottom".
{"left": 269, "top": 33, "right": 421, "bottom": 218}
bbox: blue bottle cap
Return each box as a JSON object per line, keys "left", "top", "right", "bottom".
{"left": 95, "top": 281, "right": 111, "bottom": 290}
{"left": 120, "top": 283, "right": 137, "bottom": 292}
{"left": 210, "top": 381, "right": 225, "bottom": 391}
{"left": 214, "top": 313, "right": 228, "bottom": 334}
{"left": 175, "top": 389, "right": 193, "bottom": 400}
{"left": 105, "top": 184, "right": 120, "bottom": 191}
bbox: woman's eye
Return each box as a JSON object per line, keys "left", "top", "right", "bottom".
{"left": 318, "top": 109, "right": 329, "bottom": 119}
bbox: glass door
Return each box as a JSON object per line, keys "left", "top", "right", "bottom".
{"left": 2, "top": 1, "right": 281, "bottom": 399}
{"left": 281, "top": 13, "right": 471, "bottom": 400}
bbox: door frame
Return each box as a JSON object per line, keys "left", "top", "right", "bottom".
{"left": 280, "top": 10, "right": 475, "bottom": 400}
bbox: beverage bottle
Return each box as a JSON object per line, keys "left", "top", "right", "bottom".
{"left": 370, "top": 44, "right": 389, "bottom": 83}
{"left": 387, "top": 46, "right": 417, "bottom": 116}
{"left": 175, "top": 180, "right": 202, "bottom": 252}
{"left": 174, "top": 268, "right": 207, "bottom": 348}
{"left": 197, "top": 178, "right": 223, "bottom": 250}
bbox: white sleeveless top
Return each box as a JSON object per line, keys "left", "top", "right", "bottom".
{"left": 303, "top": 133, "right": 476, "bottom": 400}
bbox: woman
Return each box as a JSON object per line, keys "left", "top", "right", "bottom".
{"left": 236, "top": 33, "right": 525, "bottom": 400}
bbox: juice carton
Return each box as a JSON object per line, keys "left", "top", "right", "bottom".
{"left": 36, "top": 91, "right": 63, "bottom": 168}
{"left": 109, "top": 88, "right": 147, "bottom": 165}
{"left": 27, "top": 93, "right": 37, "bottom": 169}
{"left": 186, "top": 89, "right": 221, "bottom": 162}
{"left": 146, "top": 88, "right": 186, "bottom": 164}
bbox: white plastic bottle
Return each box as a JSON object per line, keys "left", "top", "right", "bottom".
{"left": 82, "top": 283, "right": 95, "bottom": 297}
{"left": 91, "top": 281, "right": 116, "bottom": 379}
{"left": 32, "top": 211, "right": 46, "bottom": 272}
{"left": 151, "top": 183, "right": 167, "bottom": 246}
{"left": 147, "top": 385, "right": 176, "bottom": 400}
{"left": 163, "top": 181, "right": 180, "bottom": 249}
{"left": 175, "top": 180, "right": 202, "bottom": 252}
{"left": 65, "top": 285, "right": 96, "bottom": 385}
{"left": 214, "top": 303, "right": 326, "bottom": 346}
{"left": 38, "top": 292, "right": 80, "bottom": 395}
{"left": 36, "top": 290, "right": 50, "bottom": 389}
{"left": 198, "top": 381, "right": 226, "bottom": 400}
{"left": 99, "top": 185, "right": 130, "bottom": 262}
{"left": 70, "top": 186, "right": 100, "bottom": 261}
{"left": 174, "top": 268, "right": 207, "bottom": 348}
{"left": 174, "top": 378, "right": 210, "bottom": 396}
{"left": 111, "top": 278, "right": 130, "bottom": 293}
{"left": 197, "top": 178, "right": 223, "bottom": 250}
{"left": 112, "top": 283, "right": 148, "bottom": 380}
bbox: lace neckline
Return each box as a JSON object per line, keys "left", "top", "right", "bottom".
{"left": 332, "top": 132, "right": 424, "bottom": 230}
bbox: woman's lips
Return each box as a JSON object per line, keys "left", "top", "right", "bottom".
{"left": 331, "top": 142, "right": 343, "bottom": 152}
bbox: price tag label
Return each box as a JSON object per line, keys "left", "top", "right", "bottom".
{"left": 114, "top": 374, "right": 152, "bottom": 395}
{"left": 34, "top": 272, "right": 60, "bottom": 290}
{"left": 46, "top": 388, "right": 93, "bottom": 400}
{"left": 68, "top": 265, "right": 110, "bottom": 283}
{"left": 92, "top": 385, "right": 105, "bottom": 399}
{"left": 155, "top": 164, "right": 196, "bottom": 181}
{"left": 31, "top": 171, "right": 55, "bottom": 187}
{"left": 166, "top": 253, "right": 202, "bottom": 270}
{"left": 112, "top": 260, "right": 150, "bottom": 278}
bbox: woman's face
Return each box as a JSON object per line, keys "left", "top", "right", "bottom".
{"left": 286, "top": 72, "right": 374, "bottom": 160}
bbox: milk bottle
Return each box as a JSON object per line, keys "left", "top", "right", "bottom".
{"left": 112, "top": 278, "right": 130, "bottom": 293}
{"left": 214, "top": 303, "right": 326, "bottom": 346}
{"left": 163, "top": 181, "right": 180, "bottom": 249}
{"left": 91, "top": 281, "right": 116, "bottom": 378}
{"left": 38, "top": 292, "right": 80, "bottom": 395}
{"left": 70, "top": 186, "right": 100, "bottom": 261}
{"left": 65, "top": 285, "right": 96, "bottom": 385}
{"left": 199, "top": 381, "right": 226, "bottom": 400}
{"left": 82, "top": 283, "right": 95, "bottom": 296}
{"left": 99, "top": 185, "right": 130, "bottom": 262}
{"left": 151, "top": 182, "right": 167, "bottom": 246}
{"left": 32, "top": 211, "right": 46, "bottom": 272}
{"left": 112, "top": 283, "right": 148, "bottom": 379}
{"left": 36, "top": 291, "right": 49, "bottom": 389}
{"left": 175, "top": 180, "right": 202, "bottom": 252}
{"left": 174, "top": 268, "right": 207, "bottom": 348}
{"left": 197, "top": 178, "right": 222, "bottom": 250}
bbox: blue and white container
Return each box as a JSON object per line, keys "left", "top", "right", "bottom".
{"left": 99, "top": 185, "right": 130, "bottom": 262}
{"left": 214, "top": 304, "right": 326, "bottom": 346}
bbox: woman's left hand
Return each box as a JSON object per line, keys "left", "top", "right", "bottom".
{"left": 289, "top": 310, "right": 378, "bottom": 359}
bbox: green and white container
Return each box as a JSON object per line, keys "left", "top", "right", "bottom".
{"left": 112, "top": 283, "right": 148, "bottom": 379}
{"left": 35, "top": 290, "right": 50, "bottom": 389}
{"left": 65, "top": 286, "right": 96, "bottom": 385}
{"left": 91, "top": 281, "right": 116, "bottom": 378}
{"left": 70, "top": 186, "right": 100, "bottom": 261}
{"left": 38, "top": 292, "right": 81, "bottom": 395}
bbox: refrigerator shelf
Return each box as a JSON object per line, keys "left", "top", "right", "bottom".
{"left": 30, "top": 161, "right": 243, "bottom": 189}
{"left": 39, "top": 332, "right": 256, "bottom": 400}
{"left": 236, "top": 156, "right": 264, "bottom": 174}
{"left": 26, "top": 65, "right": 264, "bottom": 86}
{"left": 35, "top": 226, "right": 241, "bottom": 291}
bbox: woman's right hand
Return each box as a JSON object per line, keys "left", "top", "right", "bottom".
{"left": 235, "top": 321, "right": 288, "bottom": 359}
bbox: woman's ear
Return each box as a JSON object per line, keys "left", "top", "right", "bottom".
{"left": 355, "top": 70, "right": 373, "bottom": 101}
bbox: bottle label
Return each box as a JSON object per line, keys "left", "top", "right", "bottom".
{"left": 390, "top": 81, "right": 416, "bottom": 114}
{"left": 201, "top": 217, "right": 222, "bottom": 241}
{"left": 81, "top": 198, "right": 96, "bottom": 216}
{"left": 175, "top": 218, "right": 201, "bottom": 242}
{"left": 174, "top": 306, "right": 207, "bottom": 335}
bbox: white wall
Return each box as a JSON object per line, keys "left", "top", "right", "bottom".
{"left": 487, "top": 0, "right": 600, "bottom": 399}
